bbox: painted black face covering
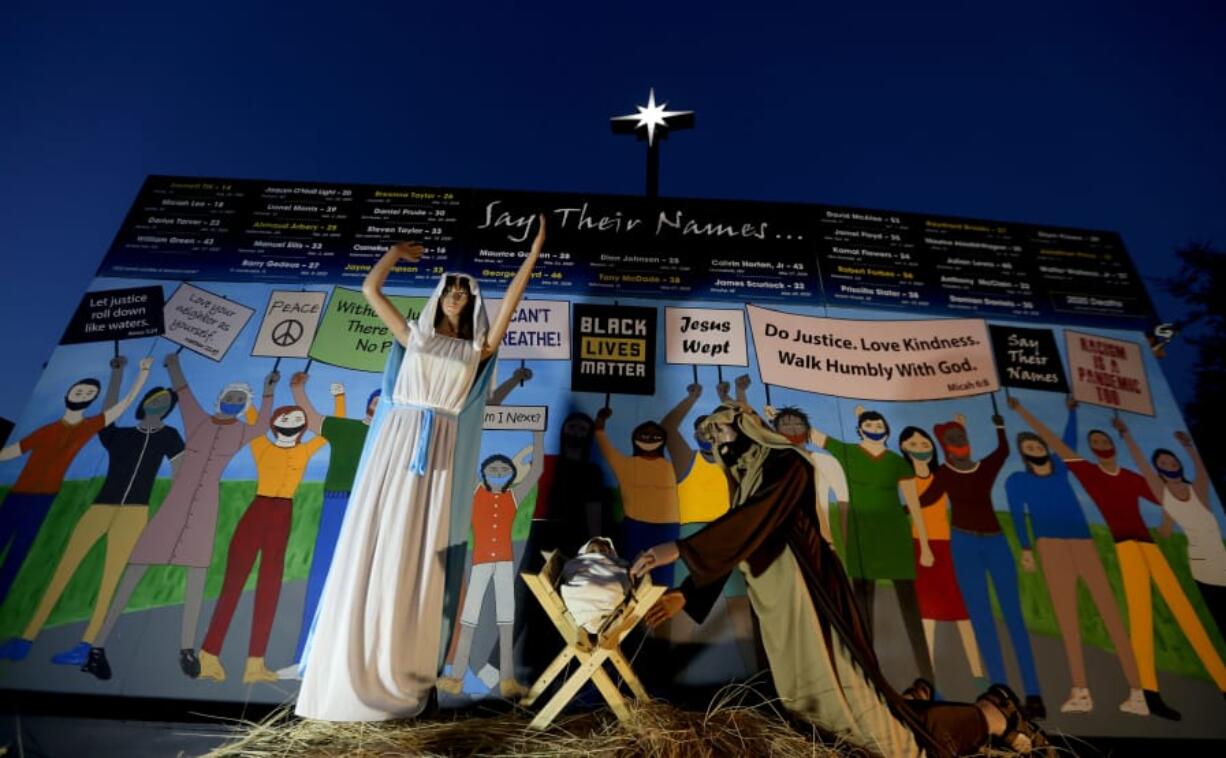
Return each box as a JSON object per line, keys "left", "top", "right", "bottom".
{"left": 274, "top": 424, "right": 306, "bottom": 439}
{"left": 1023, "top": 453, "right": 1051, "bottom": 468}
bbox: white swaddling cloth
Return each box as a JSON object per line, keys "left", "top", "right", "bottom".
{"left": 560, "top": 537, "right": 632, "bottom": 633}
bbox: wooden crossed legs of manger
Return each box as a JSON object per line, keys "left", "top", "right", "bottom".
{"left": 519, "top": 550, "right": 666, "bottom": 730}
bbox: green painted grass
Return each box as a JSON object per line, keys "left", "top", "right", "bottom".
{"left": 0, "top": 480, "right": 322, "bottom": 639}
{"left": 2, "top": 481, "right": 1222, "bottom": 683}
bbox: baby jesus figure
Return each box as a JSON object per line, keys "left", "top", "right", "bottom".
{"left": 559, "top": 537, "right": 635, "bottom": 651}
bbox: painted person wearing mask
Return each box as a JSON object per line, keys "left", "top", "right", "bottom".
{"left": 198, "top": 403, "right": 328, "bottom": 684}
{"left": 0, "top": 356, "right": 152, "bottom": 609}
{"left": 1013, "top": 396, "right": 1226, "bottom": 720}
{"left": 806, "top": 405, "right": 934, "bottom": 681}
{"left": 89, "top": 353, "right": 276, "bottom": 680}
{"left": 594, "top": 406, "right": 681, "bottom": 587}
{"left": 1134, "top": 430, "right": 1226, "bottom": 638}
{"left": 920, "top": 411, "right": 1045, "bottom": 719}
{"left": 438, "top": 430, "right": 544, "bottom": 699}
{"left": 0, "top": 356, "right": 159, "bottom": 675}
{"left": 1003, "top": 397, "right": 1144, "bottom": 716}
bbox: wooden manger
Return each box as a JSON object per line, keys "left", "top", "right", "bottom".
{"left": 519, "top": 550, "right": 666, "bottom": 730}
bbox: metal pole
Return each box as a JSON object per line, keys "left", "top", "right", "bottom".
{"left": 646, "top": 140, "right": 660, "bottom": 198}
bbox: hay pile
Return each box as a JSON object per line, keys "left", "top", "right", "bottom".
{"left": 205, "top": 689, "right": 853, "bottom": 757}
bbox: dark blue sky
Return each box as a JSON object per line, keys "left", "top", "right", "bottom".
{"left": 1, "top": 1, "right": 1223, "bottom": 421}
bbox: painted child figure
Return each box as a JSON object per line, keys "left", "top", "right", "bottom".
{"left": 560, "top": 537, "right": 633, "bottom": 651}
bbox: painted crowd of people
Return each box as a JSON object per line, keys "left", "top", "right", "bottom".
{"left": 0, "top": 246, "right": 1223, "bottom": 751}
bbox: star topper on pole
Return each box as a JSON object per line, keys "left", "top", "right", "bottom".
{"left": 611, "top": 88, "right": 694, "bottom": 197}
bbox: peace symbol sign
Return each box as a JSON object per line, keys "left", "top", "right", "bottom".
{"left": 271, "top": 319, "right": 304, "bottom": 346}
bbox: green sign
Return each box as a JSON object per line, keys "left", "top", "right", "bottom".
{"left": 308, "top": 287, "right": 427, "bottom": 372}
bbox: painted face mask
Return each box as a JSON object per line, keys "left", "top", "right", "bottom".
{"left": 274, "top": 424, "right": 306, "bottom": 440}
{"left": 64, "top": 384, "right": 99, "bottom": 412}
{"left": 1093, "top": 445, "right": 1117, "bottom": 461}
{"left": 695, "top": 436, "right": 714, "bottom": 453}
{"left": 142, "top": 395, "right": 172, "bottom": 418}
{"left": 482, "top": 458, "right": 516, "bottom": 490}
{"left": 908, "top": 450, "right": 934, "bottom": 462}
{"left": 1023, "top": 453, "right": 1051, "bottom": 467}
{"left": 944, "top": 443, "right": 971, "bottom": 459}
{"left": 861, "top": 429, "right": 888, "bottom": 442}
{"left": 486, "top": 472, "right": 514, "bottom": 489}
{"left": 1157, "top": 464, "right": 1184, "bottom": 479}
{"left": 219, "top": 401, "right": 246, "bottom": 416}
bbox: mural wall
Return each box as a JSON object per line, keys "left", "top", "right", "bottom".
{"left": 0, "top": 177, "right": 1222, "bottom": 739}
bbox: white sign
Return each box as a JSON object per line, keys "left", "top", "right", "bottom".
{"left": 665, "top": 307, "right": 748, "bottom": 366}
{"left": 1064, "top": 330, "right": 1154, "bottom": 416}
{"left": 252, "top": 290, "right": 327, "bottom": 358}
{"left": 746, "top": 305, "right": 998, "bottom": 400}
{"left": 484, "top": 299, "right": 570, "bottom": 360}
{"left": 162, "top": 283, "right": 255, "bottom": 362}
{"left": 483, "top": 404, "right": 549, "bottom": 431}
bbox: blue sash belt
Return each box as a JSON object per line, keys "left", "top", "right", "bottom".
{"left": 393, "top": 400, "right": 458, "bottom": 476}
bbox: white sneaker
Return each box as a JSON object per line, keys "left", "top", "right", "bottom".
{"left": 275, "top": 662, "right": 303, "bottom": 680}
{"left": 1061, "top": 686, "right": 1093, "bottom": 713}
{"left": 1119, "top": 688, "right": 1149, "bottom": 716}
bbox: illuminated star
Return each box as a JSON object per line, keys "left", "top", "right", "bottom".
{"left": 611, "top": 89, "right": 695, "bottom": 146}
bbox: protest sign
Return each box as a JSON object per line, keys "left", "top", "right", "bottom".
{"left": 571, "top": 303, "right": 656, "bottom": 395}
{"left": 746, "top": 305, "right": 997, "bottom": 400}
{"left": 162, "top": 283, "right": 254, "bottom": 361}
{"left": 60, "top": 285, "right": 165, "bottom": 345}
{"left": 307, "top": 287, "right": 427, "bottom": 372}
{"left": 1065, "top": 330, "right": 1154, "bottom": 415}
{"left": 252, "top": 290, "right": 327, "bottom": 358}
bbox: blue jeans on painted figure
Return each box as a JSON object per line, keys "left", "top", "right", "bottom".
{"left": 0, "top": 492, "right": 56, "bottom": 606}
{"left": 293, "top": 490, "right": 351, "bottom": 663}
{"left": 622, "top": 517, "right": 680, "bottom": 587}
{"left": 950, "top": 528, "right": 1041, "bottom": 696}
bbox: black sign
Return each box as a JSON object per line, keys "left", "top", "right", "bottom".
{"left": 988, "top": 324, "right": 1069, "bottom": 393}
{"left": 60, "top": 285, "right": 165, "bottom": 345}
{"left": 96, "top": 175, "right": 1161, "bottom": 329}
{"left": 571, "top": 303, "right": 657, "bottom": 395}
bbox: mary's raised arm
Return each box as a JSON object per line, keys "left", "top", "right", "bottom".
{"left": 483, "top": 214, "right": 546, "bottom": 359}
{"left": 363, "top": 242, "right": 424, "bottom": 348}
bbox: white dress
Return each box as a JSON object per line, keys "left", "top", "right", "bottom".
{"left": 1162, "top": 487, "right": 1226, "bottom": 587}
{"left": 297, "top": 275, "right": 492, "bottom": 721}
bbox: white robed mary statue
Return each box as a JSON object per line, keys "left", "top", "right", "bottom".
{"left": 297, "top": 217, "right": 546, "bottom": 721}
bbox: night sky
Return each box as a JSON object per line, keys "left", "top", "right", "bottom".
{"left": 1, "top": 1, "right": 1223, "bottom": 421}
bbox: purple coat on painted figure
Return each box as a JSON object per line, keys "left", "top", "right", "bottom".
{"left": 127, "top": 385, "right": 271, "bottom": 567}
